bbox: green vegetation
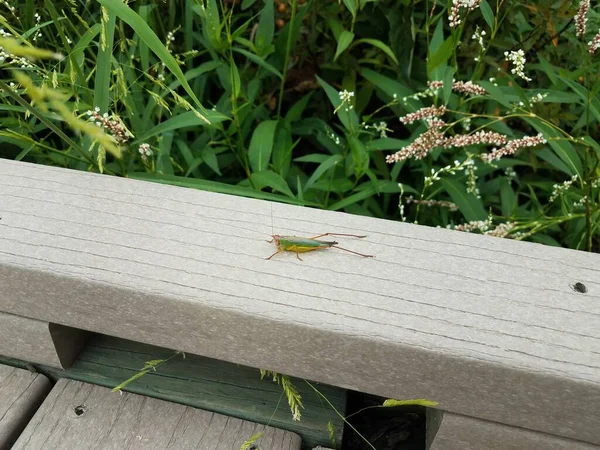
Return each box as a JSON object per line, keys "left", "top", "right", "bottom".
{"left": 1, "top": 0, "right": 599, "bottom": 250}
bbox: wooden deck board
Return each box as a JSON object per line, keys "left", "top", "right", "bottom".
{"left": 0, "top": 160, "right": 599, "bottom": 444}
{"left": 0, "top": 364, "right": 51, "bottom": 449}
{"left": 427, "top": 409, "right": 600, "bottom": 450}
{"left": 12, "top": 378, "right": 301, "bottom": 449}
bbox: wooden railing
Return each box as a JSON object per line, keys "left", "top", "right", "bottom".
{"left": 1, "top": 159, "right": 598, "bottom": 449}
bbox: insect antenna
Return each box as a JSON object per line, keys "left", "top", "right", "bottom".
{"left": 270, "top": 201, "right": 274, "bottom": 236}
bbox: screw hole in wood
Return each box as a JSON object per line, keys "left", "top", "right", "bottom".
{"left": 73, "top": 405, "right": 87, "bottom": 416}
{"left": 571, "top": 282, "right": 587, "bottom": 293}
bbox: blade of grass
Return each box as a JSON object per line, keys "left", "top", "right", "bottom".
{"left": 97, "top": 0, "right": 212, "bottom": 122}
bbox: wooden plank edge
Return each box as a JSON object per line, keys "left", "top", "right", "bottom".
{"left": 0, "top": 364, "right": 52, "bottom": 448}
{"left": 427, "top": 409, "right": 600, "bottom": 450}
{"left": 12, "top": 379, "right": 302, "bottom": 450}
{"left": 0, "top": 311, "right": 89, "bottom": 369}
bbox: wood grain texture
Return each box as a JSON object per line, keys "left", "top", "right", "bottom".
{"left": 427, "top": 410, "right": 600, "bottom": 450}
{"left": 0, "top": 364, "right": 51, "bottom": 449}
{"left": 1, "top": 333, "right": 345, "bottom": 449}
{"left": 0, "top": 160, "right": 599, "bottom": 444}
{"left": 12, "top": 378, "right": 301, "bottom": 449}
{"left": 0, "top": 311, "right": 88, "bottom": 368}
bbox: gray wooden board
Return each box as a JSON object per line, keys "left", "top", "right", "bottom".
{"left": 427, "top": 409, "right": 600, "bottom": 450}
{"left": 12, "top": 378, "right": 301, "bottom": 449}
{"left": 0, "top": 333, "right": 345, "bottom": 449}
{"left": 0, "top": 364, "right": 51, "bottom": 449}
{"left": 0, "top": 160, "right": 599, "bottom": 444}
{"left": 0, "top": 311, "right": 88, "bottom": 368}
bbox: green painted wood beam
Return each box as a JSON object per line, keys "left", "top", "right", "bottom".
{"left": 0, "top": 334, "right": 345, "bottom": 449}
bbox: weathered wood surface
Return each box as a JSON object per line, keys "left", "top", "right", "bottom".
{"left": 0, "top": 333, "right": 345, "bottom": 449}
{"left": 0, "top": 364, "right": 51, "bottom": 449}
{"left": 0, "top": 311, "right": 88, "bottom": 368}
{"left": 427, "top": 409, "right": 600, "bottom": 450}
{"left": 12, "top": 378, "right": 301, "bottom": 449}
{"left": 0, "top": 160, "right": 599, "bottom": 444}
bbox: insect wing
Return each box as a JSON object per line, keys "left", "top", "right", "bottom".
{"left": 279, "top": 236, "right": 336, "bottom": 248}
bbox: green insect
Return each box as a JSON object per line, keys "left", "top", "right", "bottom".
{"left": 266, "top": 233, "right": 374, "bottom": 261}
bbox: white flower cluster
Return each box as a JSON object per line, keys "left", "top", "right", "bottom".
{"left": 472, "top": 27, "right": 486, "bottom": 48}
{"left": 449, "top": 0, "right": 482, "bottom": 27}
{"left": 575, "top": 0, "right": 590, "bottom": 37}
{"left": 335, "top": 90, "right": 354, "bottom": 113}
{"left": 589, "top": 33, "right": 600, "bottom": 54}
{"left": 0, "top": 29, "right": 35, "bottom": 69}
{"left": 32, "top": 13, "right": 42, "bottom": 42}
{"left": 504, "top": 49, "right": 531, "bottom": 82}
{"left": 424, "top": 159, "right": 463, "bottom": 187}
{"left": 325, "top": 127, "right": 341, "bottom": 146}
{"left": 549, "top": 175, "right": 578, "bottom": 203}
{"left": 364, "top": 121, "right": 390, "bottom": 138}
{"left": 138, "top": 143, "right": 153, "bottom": 161}
{"left": 87, "top": 107, "right": 133, "bottom": 144}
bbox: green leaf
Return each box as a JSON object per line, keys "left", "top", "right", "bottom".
{"left": 352, "top": 38, "right": 398, "bottom": 65}
{"left": 285, "top": 92, "right": 313, "bottom": 124}
{"left": 136, "top": 5, "right": 152, "bottom": 71}
{"left": 129, "top": 172, "right": 311, "bottom": 205}
{"left": 348, "top": 135, "right": 369, "bottom": 178}
{"left": 251, "top": 170, "right": 295, "bottom": 198}
{"left": 135, "top": 110, "right": 229, "bottom": 142}
{"left": 478, "top": 81, "right": 513, "bottom": 108}
{"left": 382, "top": 399, "right": 439, "bottom": 408}
{"left": 366, "top": 138, "right": 410, "bottom": 151}
{"left": 536, "top": 148, "right": 573, "bottom": 176}
{"left": 558, "top": 76, "right": 600, "bottom": 124}
{"left": 233, "top": 47, "right": 282, "bottom": 79}
{"left": 523, "top": 118, "right": 582, "bottom": 177}
{"left": 440, "top": 178, "right": 487, "bottom": 221}
{"left": 429, "top": 18, "right": 445, "bottom": 54}
{"left": 294, "top": 154, "right": 330, "bottom": 163}
{"left": 428, "top": 36, "right": 453, "bottom": 76}
{"left": 329, "top": 181, "right": 406, "bottom": 210}
{"left": 361, "top": 68, "right": 422, "bottom": 111}
{"left": 192, "top": 0, "right": 222, "bottom": 49}
{"left": 255, "top": 0, "right": 274, "bottom": 56}
{"left": 156, "top": 131, "right": 174, "bottom": 175}
{"left": 334, "top": 30, "right": 355, "bottom": 61}
{"left": 305, "top": 154, "right": 343, "bottom": 191}
{"left": 200, "top": 146, "right": 222, "bottom": 175}
{"left": 93, "top": 5, "right": 115, "bottom": 114}
{"left": 442, "top": 67, "right": 456, "bottom": 105}
{"left": 241, "top": 0, "right": 257, "bottom": 9}
{"left": 272, "top": 126, "right": 295, "bottom": 177}
{"left": 341, "top": 0, "right": 357, "bottom": 17}
{"left": 327, "top": 18, "right": 344, "bottom": 40}
{"left": 248, "top": 120, "right": 278, "bottom": 173}
{"left": 230, "top": 61, "right": 241, "bottom": 101}
{"left": 479, "top": 0, "right": 494, "bottom": 30}
{"left": 316, "top": 75, "right": 359, "bottom": 132}
{"left": 71, "top": 23, "right": 101, "bottom": 68}
{"left": 500, "top": 179, "right": 517, "bottom": 216}
{"left": 580, "top": 135, "right": 600, "bottom": 157}
{"left": 98, "top": 0, "right": 211, "bottom": 121}
{"left": 536, "top": 55, "right": 558, "bottom": 85}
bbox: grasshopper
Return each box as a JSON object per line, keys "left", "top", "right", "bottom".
{"left": 266, "top": 233, "right": 374, "bottom": 261}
